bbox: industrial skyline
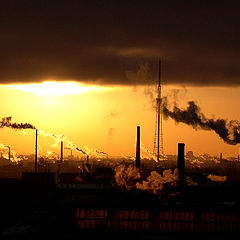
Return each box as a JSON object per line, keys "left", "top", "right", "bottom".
{"left": 0, "top": 0, "right": 240, "bottom": 158}
{"left": 1, "top": 1, "right": 240, "bottom": 238}
{"left": 1, "top": 83, "right": 240, "bottom": 159}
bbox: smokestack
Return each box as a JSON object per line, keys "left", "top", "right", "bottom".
{"left": 35, "top": 129, "right": 38, "bottom": 174}
{"left": 177, "top": 143, "right": 185, "bottom": 173}
{"left": 136, "top": 126, "right": 141, "bottom": 168}
{"left": 60, "top": 141, "right": 63, "bottom": 163}
{"left": 6, "top": 146, "right": 11, "bottom": 163}
{"left": 220, "top": 153, "right": 223, "bottom": 161}
{"left": 8, "top": 147, "right": 10, "bottom": 163}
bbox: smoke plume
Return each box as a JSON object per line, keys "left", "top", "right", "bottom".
{"left": 115, "top": 163, "right": 141, "bottom": 190}
{"left": 107, "top": 128, "right": 115, "bottom": 142}
{"left": 39, "top": 130, "right": 107, "bottom": 158}
{"left": 76, "top": 147, "right": 87, "bottom": 155}
{"left": 0, "top": 117, "right": 36, "bottom": 130}
{"left": 136, "top": 169, "right": 179, "bottom": 195}
{"left": 140, "top": 143, "right": 158, "bottom": 162}
{"left": 162, "top": 99, "right": 240, "bottom": 145}
{"left": 0, "top": 116, "right": 107, "bottom": 158}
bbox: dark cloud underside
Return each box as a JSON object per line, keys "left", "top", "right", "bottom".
{"left": 0, "top": 0, "right": 239, "bottom": 86}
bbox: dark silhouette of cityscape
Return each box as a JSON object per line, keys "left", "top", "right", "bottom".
{"left": 1, "top": 1, "right": 240, "bottom": 239}
{"left": 0, "top": 129, "right": 240, "bottom": 239}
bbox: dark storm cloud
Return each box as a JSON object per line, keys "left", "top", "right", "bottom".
{"left": 0, "top": 0, "right": 239, "bottom": 86}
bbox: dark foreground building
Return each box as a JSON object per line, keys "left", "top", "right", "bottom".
{"left": 0, "top": 169, "right": 240, "bottom": 239}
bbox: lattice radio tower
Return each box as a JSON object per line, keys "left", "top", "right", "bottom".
{"left": 153, "top": 57, "right": 164, "bottom": 162}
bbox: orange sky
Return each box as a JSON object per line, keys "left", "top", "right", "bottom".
{"left": 0, "top": 81, "right": 239, "bottom": 159}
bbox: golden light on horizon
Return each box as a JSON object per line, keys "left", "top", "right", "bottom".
{"left": 0, "top": 82, "right": 239, "bottom": 158}
{"left": 6, "top": 81, "right": 114, "bottom": 96}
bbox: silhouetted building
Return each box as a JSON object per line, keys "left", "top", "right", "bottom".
{"left": 22, "top": 172, "right": 55, "bottom": 185}
{"left": 22, "top": 172, "right": 55, "bottom": 208}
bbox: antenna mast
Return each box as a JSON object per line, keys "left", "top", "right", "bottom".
{"left": 153, "top": 57, "right": 163, "bottom": 162}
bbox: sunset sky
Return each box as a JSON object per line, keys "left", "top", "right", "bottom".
{"left": 0, "top": 1, "right": 240, "bottom": 158}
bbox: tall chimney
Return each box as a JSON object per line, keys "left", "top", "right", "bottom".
{"left": 7, "top": 146, "right": 11, "bottom": 163}
{"left": 35, "top": 129, "right": 38, "bottom": 174}
{"left": 136, "top": 126, "right": 141, "bottom": 168}
{"left": 238, "top": 148, "right": 240, "bottom": 161}
{"left": 177, "top": 143, "right": 185, "bottom": 173}
{"left": 220, "top": 153, "right": 223, "bottom": 161}
{"left": 60, "top": 141, "right": 63, "bottom": 163}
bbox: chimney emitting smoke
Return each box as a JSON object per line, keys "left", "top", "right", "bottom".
{"left": 136, "top": 126, "right": 141, "bottom": 168}
{"left": 60, "top": 141, "right": 63, "bottom": 163}
{"left": 6, "top": 146, "right": 11, "bottom": 163}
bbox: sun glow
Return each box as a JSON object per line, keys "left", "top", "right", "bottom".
{"left": 7, "top": 81, "right": 112, "bottom": 96}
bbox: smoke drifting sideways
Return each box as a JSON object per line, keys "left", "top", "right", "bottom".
{"left": 39, "top": 130, "right": 107, "bottom": 159}
{"left": 0, "top": 116, "right": 107, "bottom": 159}
{"left": 0, "top": 140, "right": 22, "bottom": 163}
{"left": 121, "top": 143, "right": 157, "bottom": 163}
{"left": 0, "top": 117, "right": 36, "bottom": 130}
{"left": 162, "top": 99, "right": 240, "bottom": 145}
